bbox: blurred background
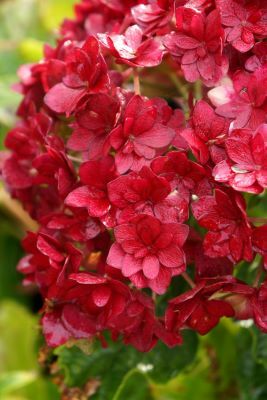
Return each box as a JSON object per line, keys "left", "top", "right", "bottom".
{"left": 1, "top": 1, "right": 267, "bottom": 399}
{"left": 0, "top": 1, "right": 75, "bottom": 398}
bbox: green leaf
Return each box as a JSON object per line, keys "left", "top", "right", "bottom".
{"left": 112, "top": 369, "right": 153, "bottom": 400}
{"left": 202, "top": 319, "right": 240, "bottom": 392}
{"left": 0, "top": 227, "right": 24, "bottom": 301}
{"left": 56, "top": 331, "right": 198, "bottom": 399}
{"left": 0, "top": 371, "right": 37, "bottom": 395}
{"left": 237, "top": 328, "right": 267, "bottom": 400}
{"left": 253, "top": 329, "right": 267, "bottom": 369}
{"left": 0, "top": 301, "right": 59, "bottom": 400}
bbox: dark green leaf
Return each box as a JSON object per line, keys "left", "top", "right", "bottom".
{"left": 112, "top": 369, "right": 153, "bottom": 400}
{"left": 56, "top": 331, "right": 198, "bottom": 399}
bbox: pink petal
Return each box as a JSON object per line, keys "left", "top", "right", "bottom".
{"left": 136, "top": 124, "right": 175, "bottom": 148}
{"left": 107, "top": 243, "right": 125, "bottom": 268}
{"left": 92, "top": 286, "right": 112, "bottom": 307}
{"left": 65, "top": 186, "right": 90, "bottom": 208}
{"left": 122, "top": 254, "right": 143, "bottom": 277}
{"left": 142, "top": 255, "right": 160, "bottom": 279}
{"left": 69, "top": 272, "right": 107, "bottom": 284}
{"left": 158, "top": 245, "right": 185, "bottom": 268}
{"left": 44, "top": 83, "right": 85, "bottom": 115}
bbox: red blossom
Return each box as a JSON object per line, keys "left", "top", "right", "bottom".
{"left": 192, "top": 189, "right": 253, "bottom": 262}
{"left": 109, "top": 95, "right": 176, "bottom": 173}
{"left": 216, "top": 0, "right": 267, "bottom": 53}
{"left": 164, "top": 8, "right": 228, "bottom": 85}
{"left": 3, "top": 0, "right": 267, "bottom": 352}
{"left": 166, "top": 279, "right": 235, "bottom": 335}
{"left": 181, "top": 100, "right": 230, "bottom": 164}
{"left": 98, "top": 24, "right": 164, "bottom": 67}
{"left": 209, "top": 67, "right": 267, "bottom": 129}
{"left": 131, "top": 2, "right": 173, "bottom": 36}
{"left": 107, "top": 214, "right": 188, "bottom": 294}
{"left": 67, "top": 93, "right": 120, "bottom": 159}
{"left": 45, "top": 36, "right": 109, "bottom": 116}
{"left": 252, "top": 225, "right": 267, "bottom": 268}
{"left": 108, "top": 165, "right": 187, "bottom": 224}
{"left": 65, "top": 156, "right": 117, "bottom": 227}
{"left": 213, "top": 125, "right": 267, "bottom": 193}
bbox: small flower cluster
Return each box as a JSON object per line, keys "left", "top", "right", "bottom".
{"left": 2, "top": 0, "right": 267, "bottom": 352}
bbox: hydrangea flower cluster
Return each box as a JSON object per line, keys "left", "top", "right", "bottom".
{"left": 1, "top": 0, "right": 267, "bottom": 352}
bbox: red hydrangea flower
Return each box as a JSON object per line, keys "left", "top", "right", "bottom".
{"left": 107, "top": 214, "right": 188, "bottom": 294}
{"left": 98, "top": 24, "right": 164, "bottom": 67}
{"left": 209, "top": 67, "right": 267, "bottom": 129}
{"left": 17, "top": 231, "right": 82, "bottom": 294}
{"left": 192, "top": 189, "right": 253, "bottom": 262}
{"left": 216, "top": 0, "right": 267, "bottom": 53}
{"left": 245, "top": 42, "right": 267, "bottom": 72}
{"left": 67, "top": 93, "right": 120, "bottom": 159}
{"left": 41, "top": 210, "right": 101, "bottom": 242}
{"left": 45, "top": 36, "right": 109, "bottom": 116}
{"left": 252, "top": 283, "right": 267, "bottom": 332}
{"left": 213, "top": 125, "right": 267, "bottom": 193}
{"left": 42, "top": 271, "right": 131, "bottom": 347}
{"left": 164, "top": 8, "right": 228, "bottom": 85}
{"left": 108, "top": 165, "right": 187, "bottom": 224}
{"left": 165, "top": 279, "right": 235, "bottom": 335}
{"left": 65, "top": 156, "right": 117, "bottom": 227}
{"left": 3, "top": 0, "right": 267, "bottom": 353}
{"left": 151, "top": 151, "right": 209, "bottom": 205}
{"left": 131, "top": 1, "right": 173, "bottom": 36}
{"left": 109, "top": 95, "right": 176, "bottom": 173}
{"left": 181, "top": 100, "right": 230, "bottom": 164}
{"left": 252, "top": 225, "right": 267, "bottom": 268}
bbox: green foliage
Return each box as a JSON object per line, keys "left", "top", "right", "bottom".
{"left": 0, "top": 301, "right": 59, "bottom": 399}
{"left": 0, "top": 371, "right": 37, "bottom": 396}
{"left": 0, "top": 0, "right": 76, "bottom": 148}
{"left": 0, "top": 221, "right": 24, "bottom": 302}
{"left": 56, "top": 331, "right": 198, "bottom": 399}
{"left": 54, "top": 320, "right": 267, "bottom": 400}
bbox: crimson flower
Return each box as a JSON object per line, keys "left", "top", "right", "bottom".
{"left": 109, "top": 95, "right": 176, "bottom": 173}
{"left": 245, "top": 42, "right": 267, "bottom": 72}
{"left": 131, "top": 1, "right": 173, "bottom": 36}
{"left": 216, "top": 0, "right": 267, "bottom": 53}
{"left": 165, "top": 279, "right": 235, "bottom": 335}
{"left": 151, "top": 151, "right": 209, "bottom": 204}
{"left": 181, "top": 100, "right": 230, "bottom": 164}
{"left": 98, "top": 24, "right": 163, "bottom": 67}
{"left": 65, "top": 156, "right": 117, "bottom": 227}
{"left": 107, "top": 214, "right": 188, "bottom": 294}
{"left": 209, "top": 67, "right": 267, "bottom": 129}
{"left": 42, "top": 272, "right": 130, "bottom": 347}
{"left": 252, "top": 283, "right": 267, "bottom": 333}
{"left": 67, "top": 93, "right": 120, "bottom": 159}
{"left": 252, "top": 225, "right": 267, "bottom": 268}
{"left": 108, "top": 165, "right": 187, "bottom": 224}
{"left": 213, "top": 125, "right": 267, "bottom": 193}
{"left": 45, "top": 36, "right": 109, "bottom": 116}
{"left": 192, "top": 189, "right": 253, "bottom": 262}
{"left": 164, "top": 8, "right": 227, "bottom": 85}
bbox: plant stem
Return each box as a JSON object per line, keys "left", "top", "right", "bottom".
{"left": 182, "top": 272, "right": 195, "bottom": 288}
{"left": 170, "top": 73, "right": 188, "bottom": 99}
{"left": 68, "top": 155, "right": 83, "bottom": 163}
{"left": 133, "top": 69, "right": 141, "bottom": 95}
{"left": 253, "top": 262, "right": 263, "bottom": 287}
{"left": 0, "top": 187, "right": 38, "bottom": 232}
